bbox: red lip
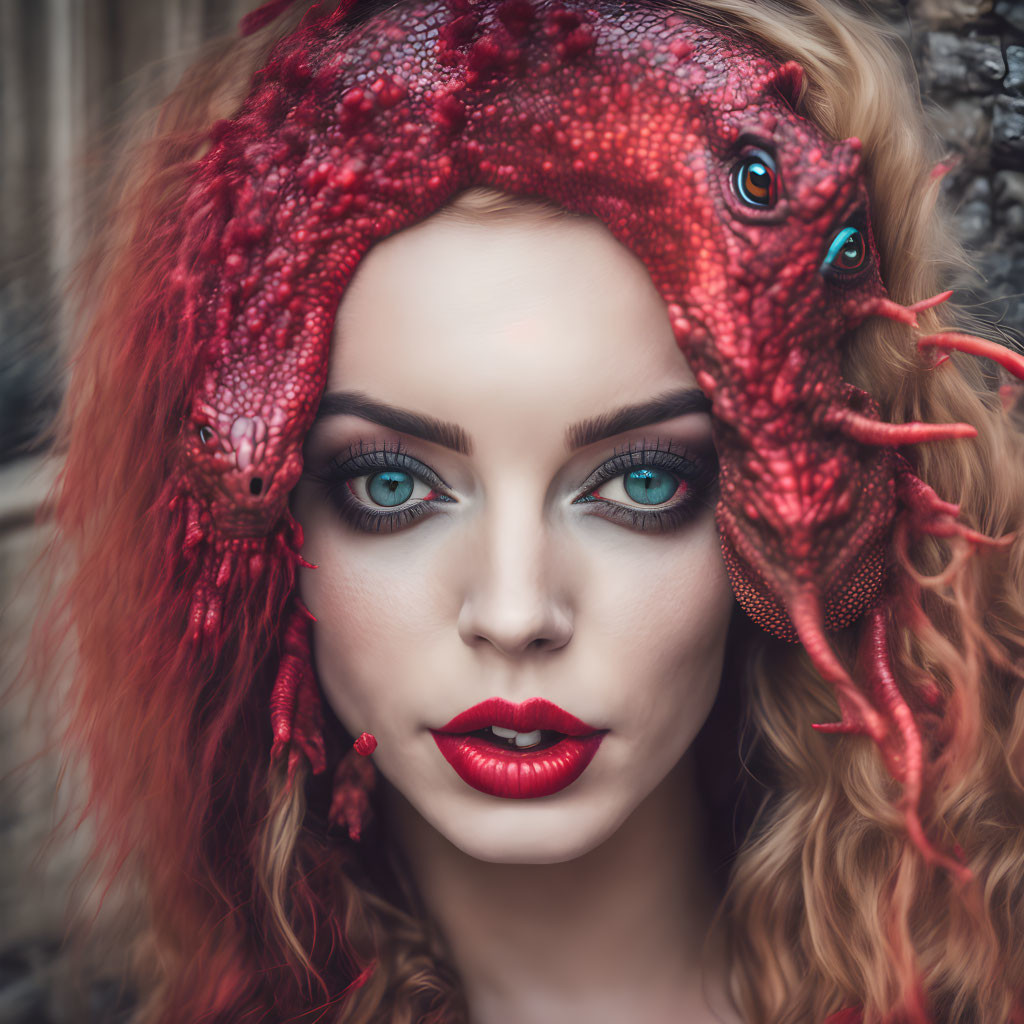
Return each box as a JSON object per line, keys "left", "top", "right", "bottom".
{"left": 437, "top": 697, "right": 600, "bottom": 736}
{"left": 431, "top": 698, "right": 607, "bottom": 799}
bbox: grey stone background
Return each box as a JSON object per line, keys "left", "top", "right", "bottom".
{"left": 913, "top": 0, "right": 1024, "bottom": 343}
{"left": 0, "top": 1, "right": 1022, "bottom": 1022}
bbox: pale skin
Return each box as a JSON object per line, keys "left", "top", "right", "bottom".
{"left": 291, "top": 201, "right": 742, "bottom": 1023}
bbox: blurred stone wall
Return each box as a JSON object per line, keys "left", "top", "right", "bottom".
{"left": 0, "top": 1, "right": 1022, "bottom": 1022}
{"left": 911, "top": 0, "right": 1024, "bottom": 341}
{"left": 1, "top": 0, "right": 254, "bottom": 465}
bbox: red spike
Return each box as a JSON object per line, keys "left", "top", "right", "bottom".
{"left": 897, "top": 466, "right": 1013, "bottom": 549}
{"left": 292, "top": 660, "right": 326, "bottom": 775}
{"left": 788, "top": 588, "right": 886, "bottom": 742}
{"left": 183, "top": 496, "right": 205, "bottom": 555}
{"left": 215, "top": 547, "right": 235, "bottom": 589}
{"left": 930, "top": 157, "right": 960, "bottom": 181}
{"left": 854, "top": 294, "right": 920, "bottom": 326}
{"left": 771, "top": 60, "right": 804, "bottom": 107}
{"left": 907, "top": 289, "right": 953, "bottom": 314}
{"left": 917, "top": 330, "right": 1024, "bottom": 380}
{"left": 187, "top": 594, "right": 207, "bottom": 647}
{"left": 831, "top": 408, "right": 977, "bottom": 446}
{"left": 894, "top": 473, "right": 960, "bottom": 519}
{"left": 1000, "top": 382, "right": 1024, "bottom": 412}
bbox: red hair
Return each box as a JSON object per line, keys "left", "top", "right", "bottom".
{"left": 45, "top": 7, "right": 378, "bottom": 1019}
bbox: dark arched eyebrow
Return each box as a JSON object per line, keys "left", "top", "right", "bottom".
{"left": 315, "top": 390, "right": 472, "bottom": 454}
{"left": 314, "top": 385, "right": 711, "bottom": 455}
{"left": 564, "top": 387, "right": 711, "bottom": 450}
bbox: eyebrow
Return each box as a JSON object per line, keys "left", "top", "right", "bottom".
{"left": 314, "top": 385, "right": 712, "bottom": 455}
{"left": 565, "top": 387, "right": 712, "bottom": 450}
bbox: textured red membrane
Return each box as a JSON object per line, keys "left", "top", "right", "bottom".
{"left": 165, "top": 0, "right": 1024, "bottom": 891}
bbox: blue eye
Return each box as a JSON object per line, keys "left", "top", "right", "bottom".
{"left": 311, "top": 443, "right": 454, "bottom": 533}
{"left": 623, "top": 467, "right": 679, "bottom": 505}
{"left": 573, "top": 441, "right": 718, "bottom": 533}
{"left": 822, "top": 226, "right": 867, "bottom": 275}
{"left": 733, "top": 149, "right": 777, "bottom": 208}
{"left": 367, "top": 470, "right": 415, "bottom": 507}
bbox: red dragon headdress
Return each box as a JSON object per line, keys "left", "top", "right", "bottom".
{"left": 160, "top": 0, "right": 1023, "bottom": 876}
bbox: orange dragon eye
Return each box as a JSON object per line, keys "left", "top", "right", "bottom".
{"left": 733, "top": 150, "right": 776, "bottom": 208}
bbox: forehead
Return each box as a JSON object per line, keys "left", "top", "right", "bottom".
{"left": 328, "top": 208, "right": 698, "bottom": 415}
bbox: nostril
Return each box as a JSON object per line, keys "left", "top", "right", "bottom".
{"left": 250, "top": 477, "right": 264, "bottom": 496}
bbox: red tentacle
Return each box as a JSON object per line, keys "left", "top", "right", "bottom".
{"left": 329, "top": 745, "right": 377, "bottom": 842}
{"left": 918, "top": 330, "right": 1024, "bottom": 379}
{"left": 830, "top": 409, "right": 977, "bottom": 447}
{"left": 859, "top": 608, "right": 972, "bottom": 884}
{"left": 896, "top": 465, "right": 1015, "bottom": 550}
{"left": 788, "top": 587, "right": 887, "bottom": 743}
{"left": 270, "top": 602, "right": 326, "bottom": 778}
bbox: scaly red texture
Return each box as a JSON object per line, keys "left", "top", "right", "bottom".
{"left": 170, "top": 0, "right": 1021, "bottom": 904}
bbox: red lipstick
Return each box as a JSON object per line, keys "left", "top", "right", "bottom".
{"left": 430, "top": 697, "right": 607, "bottom": 799}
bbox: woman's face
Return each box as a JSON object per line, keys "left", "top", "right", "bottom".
{"left": 291, "top": 203, "right": 735, "bottom": 864}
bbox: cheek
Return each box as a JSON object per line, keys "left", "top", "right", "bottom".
{"left": 576, "top": 516, "right": 733, "bottom": 729}
{"left": 297, "top": 515, "right": 453, "bottom": 725}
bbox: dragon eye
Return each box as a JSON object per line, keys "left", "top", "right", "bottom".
{"left": 198, "top": 425, "right": 216, "bottom": 445}
{"left": 822, "top": 226, "right": 867, "bottom": 274}
{"left": 733, "top": 149, "right": 777, "bottom": 208}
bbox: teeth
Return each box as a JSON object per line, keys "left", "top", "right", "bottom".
{"left": 488, "top": 726, "right": 544, "bottom": 748}
{"left": 514, "top": 729, "right": 542, "bottom": 747}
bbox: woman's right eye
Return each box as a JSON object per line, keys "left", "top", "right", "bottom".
{"left": 311, "top": 444, "right": 455, "bottom": 534}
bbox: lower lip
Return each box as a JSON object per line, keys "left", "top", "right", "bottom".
{"left": 430, "top": 731, "right": 606, "bottom": 799}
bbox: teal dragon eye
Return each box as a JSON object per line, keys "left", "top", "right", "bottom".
{"left": 822, "top": 226, "right": 867, "bottom": 274}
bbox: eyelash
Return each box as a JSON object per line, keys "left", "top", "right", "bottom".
{"left": 572, "top": 438, "right": 718, "bottom": 533}
{"left": 308, "top": 438, "right": 718, "bottom": 535}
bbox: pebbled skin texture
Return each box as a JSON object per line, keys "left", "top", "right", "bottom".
{"left": 171, "top": 0, "right": 1024, "bottom": 872}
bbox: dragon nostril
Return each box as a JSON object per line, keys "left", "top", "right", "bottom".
{"left": 250, "top": 477, "right": 264, "bottom": 496}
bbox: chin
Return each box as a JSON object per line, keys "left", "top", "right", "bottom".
{"left": 425, "top": 794, "right": 630, "bottom": 865}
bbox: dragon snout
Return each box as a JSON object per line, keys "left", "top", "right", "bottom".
{"left": 226, "top": 415, "right": 275, "bottom": 498}
{"left": 229, "top": 415, "right": 268, "bottom": 474}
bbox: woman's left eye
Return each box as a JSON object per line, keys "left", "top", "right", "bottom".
{"left": 573, "top": 444, "right": 718, "bottom": 533}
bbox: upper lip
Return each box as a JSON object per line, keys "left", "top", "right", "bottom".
{"left": 435, "top": 697, "right": 601, "bottom": 737}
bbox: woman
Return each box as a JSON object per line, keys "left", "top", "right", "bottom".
{"left": 44, "top": 0, "right": 1024, "bottom": 1021}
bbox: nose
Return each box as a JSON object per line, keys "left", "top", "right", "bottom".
{"left": 457, "top": 512, "right": 574, "bottom": 657}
